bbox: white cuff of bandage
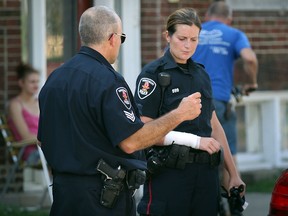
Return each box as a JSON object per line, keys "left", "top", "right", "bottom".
{"left": 163, "top": 131, "right": 201, "bottom": 149}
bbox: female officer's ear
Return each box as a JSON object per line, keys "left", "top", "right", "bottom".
{"left": 165, "top": 31, "right": 171, "bottom": 43}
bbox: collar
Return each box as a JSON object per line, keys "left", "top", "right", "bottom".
{"left": 78, "top": 46, "right": 115, "bottom": 71}
{"left": 161, "top": 49, "right": 196, "bottom": 75}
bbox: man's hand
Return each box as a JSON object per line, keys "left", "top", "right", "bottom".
{"left": 176, "top": 92, "right": 201, "bottom": 122}
{"left": 198, "top": 137, "right": 221, "bottom": 154}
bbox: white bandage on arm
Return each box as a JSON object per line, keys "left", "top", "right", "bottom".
{"left": 163, "top": 131, "right": 201, "bottom": 149}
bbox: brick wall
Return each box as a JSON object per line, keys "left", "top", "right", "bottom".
{"left": 0, "top": 0, "right": 22, "bottom": 113}
{"left": 2, "top": 0, "right": 287, "bottom": 112}
{"left": 140, "top": 0, "right": 288, "bottom": 90}
{"left": 0, "top": 0, "right": 23, "bottom": 192}
{"left": 140, "top": 0, "right": 212, "bottom": 66}
{"left": 233, "top": 10, "right": 288, "bottom": 90}
{"left": 0, "top": 0, "right": 287, "bottom": 112}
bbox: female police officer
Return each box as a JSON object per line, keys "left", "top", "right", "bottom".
{"left": 134, "top": 8, "right": 245, "bottom": 216}
{"left": 37, "top": 6, "right": 202, "bottom": 216}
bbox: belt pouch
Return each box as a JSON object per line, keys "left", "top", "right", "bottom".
{"left": 165, "top": 145, "right": 180, "bottom": 168}
{"left": 175, "top": 146, "right": 189, "bottom": 169}
{"left": 126, "top": 170, "right": 146, "bottom": 190}
{"left": 210, "top": 151, "right": 221, "bottom": 167}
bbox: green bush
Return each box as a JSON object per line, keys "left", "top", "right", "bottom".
{"left": 246, "top": 178, "right": 276, "bottom": 193}
{"left": 242, "top": 169, "right": 283, "bottom": 193}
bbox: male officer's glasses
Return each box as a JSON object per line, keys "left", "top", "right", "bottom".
{"left": 109, "top": 33, "right": 126, "bottom": 44}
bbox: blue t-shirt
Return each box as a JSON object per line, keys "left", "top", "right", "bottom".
{"left": 192, "top": 21, "right": 251, "bottom": 102}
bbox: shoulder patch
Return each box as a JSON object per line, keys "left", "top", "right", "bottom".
{"left": 137, "top": 77, "right": 157, "bottom": 100}
{"left": 116, "top": 87, "right": 131, "bottom": 109}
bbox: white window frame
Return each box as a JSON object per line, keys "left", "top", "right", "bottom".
{"left": 28, "top": 0, "right": 47, "bottom": 90}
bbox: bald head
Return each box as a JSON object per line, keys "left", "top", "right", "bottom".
{"left": 79, "top": 6, "right": 120, "bottom": 46}
{"left": 206, "top": 1, "right": 232, "bottom": 20}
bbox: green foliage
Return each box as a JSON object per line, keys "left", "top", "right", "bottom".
{"left": 0, "top": 205, "right": 49, "bottom": 216}
{"left": 245, "top": 176, "right": 277, "bottom": 193}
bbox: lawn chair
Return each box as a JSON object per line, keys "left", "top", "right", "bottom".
{"left": 37, "top": 144, "right": 53, "bottom": 203}
{"left": 0, "top": 114, "right": 52, "bottom": 207}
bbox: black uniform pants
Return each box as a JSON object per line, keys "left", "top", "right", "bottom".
{"left": 137, "top": 163, "right": 219, "bottom": 216}
{"left": 50, "top": 173, "right": 136, "bottom": 216}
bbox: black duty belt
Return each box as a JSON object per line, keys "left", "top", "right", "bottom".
{"left": 187, "top": 150, "right": 221, "bottom": 166}
{"left": 146, "top": 145, "right": 222, "bottom": 172}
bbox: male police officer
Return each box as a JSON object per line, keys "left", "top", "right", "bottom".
{"left": 37, "top": 6, "right": 202, "bottom": 216}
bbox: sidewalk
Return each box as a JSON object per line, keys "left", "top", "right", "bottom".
{"left": 244, "top": 192, "right": 271, "bottom": 216}
{"left": 0, "top": 190, "right": 271, "bottom": 215}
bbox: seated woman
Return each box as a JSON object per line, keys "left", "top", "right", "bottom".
{"left": 7, "top": 62, "right": 40, "bottom": 166}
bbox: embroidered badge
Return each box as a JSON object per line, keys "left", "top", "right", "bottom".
{"left": 124, "top": 110, "right": 135, "bottom": 122}
{"left": 116, "top": 87, "right": 131, "bottom": 110}
{"left": 137, "top": 77, "right": 157, "bottom": 99}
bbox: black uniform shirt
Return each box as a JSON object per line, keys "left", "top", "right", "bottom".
{"left": 38, "top": 46, "right": 146, "bottom": 175}
{"left": 135, "top": 49, "right": 215, "bottom": 137}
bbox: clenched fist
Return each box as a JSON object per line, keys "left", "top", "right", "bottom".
{"left": 176, "top": 92, "right": 202, "bottom": 122}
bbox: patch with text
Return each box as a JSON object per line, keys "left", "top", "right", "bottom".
{"left": 137, "top": 77, "right": 157, "bottom": 100}
{"left": 116, "top": 87, "right": 131, "bottom": 110}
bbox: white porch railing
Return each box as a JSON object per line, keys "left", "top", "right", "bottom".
{"left": 235, "top": 90, "right": 288, "bottom": 172}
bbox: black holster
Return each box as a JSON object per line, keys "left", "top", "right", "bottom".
{"left": 97, "top": 159, "right": 146, "bottom": 208}
{"left": 100, "top": 178, "right": 124, "bottom": 208}
{"left": 97, "top": 159, "right": 126, "bottom": 208}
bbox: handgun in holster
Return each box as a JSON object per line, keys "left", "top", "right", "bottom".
{"left": 96, "top": 159, "right": 126, "bottom": 208}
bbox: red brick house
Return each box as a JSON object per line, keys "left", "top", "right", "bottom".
{"left": 1, "top": 0, "right": 288, "bottom": 113}
{"left": 0, "top": 0, "right": 287, "bottom": 182}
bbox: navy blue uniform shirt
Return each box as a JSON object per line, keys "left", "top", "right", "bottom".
{"left": 38, "top": 46, "right": 146, "bottom": 175}
{"left": 135, "top": 49, "right": 214, "bottom": 137}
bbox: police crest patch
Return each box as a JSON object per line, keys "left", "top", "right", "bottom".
{"left": 137, "top": 77, "right": 156, "bottom": 99}
{"left": 116, "top": 87, "right": 131, "bottom": 110}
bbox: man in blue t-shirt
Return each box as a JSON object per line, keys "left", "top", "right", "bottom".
{"left": 193, "top": 1, "right": 258, "bottom": 188}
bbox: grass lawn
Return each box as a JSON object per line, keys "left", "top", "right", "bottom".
{"left": 243, "top": 169, "right": 285, "bottom": 193}
{"left": 0, "top": 205, "right": 49, "bottom": 216}
{"left": 246, "top": 177, "right": 276, "bottom": 193}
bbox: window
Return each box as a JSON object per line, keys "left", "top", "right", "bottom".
{"left": 46, "top": 0, "right": 78, "bottom": 75}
